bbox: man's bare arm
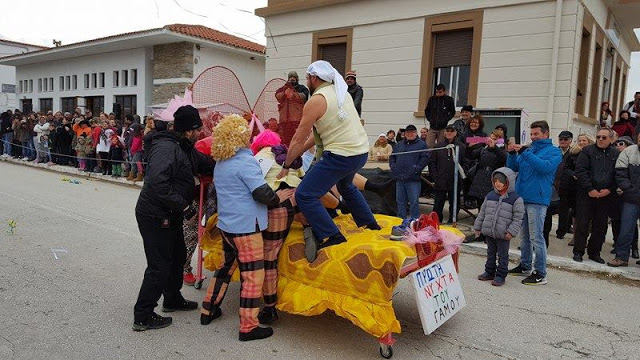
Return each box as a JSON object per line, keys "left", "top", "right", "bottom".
{"left": 283, "top": 94, "right": 326, "bottom": 167}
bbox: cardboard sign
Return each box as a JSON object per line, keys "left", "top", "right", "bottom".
{"left": 255, "top": 156, "right": 275, "bottom": 176}
{"left": 409, "top": 254, "right": 466, "bottom": 334}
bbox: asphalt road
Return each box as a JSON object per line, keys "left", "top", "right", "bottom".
{"left": 1, "top": 161, "right": 639, "bottom": 360}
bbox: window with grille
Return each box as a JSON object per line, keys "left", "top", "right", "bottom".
{"left": 431, "top": 30, "right": 473, "bottom": 108}
{"left": 312, "top": 28, "right": 352, "bottom": 79}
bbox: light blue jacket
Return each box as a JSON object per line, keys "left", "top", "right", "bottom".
{"left": 214, "top": 148, "right": 268, "bottom": 234}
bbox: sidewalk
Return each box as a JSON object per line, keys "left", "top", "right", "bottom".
{"left": 4, "top": 155, "right": 640, "bottom": 281}
{"left": 448, "top": 206, "right": 640, "bottom": 282}
{"left": 0, "top": 156, "right": 143, "bottom": 188}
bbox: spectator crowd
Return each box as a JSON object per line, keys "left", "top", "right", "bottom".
{"left": 0, "top": 107, "right": 164, "bottom": 182}
{"left": 380, "top": 87, "right": 640, "bottom": 282}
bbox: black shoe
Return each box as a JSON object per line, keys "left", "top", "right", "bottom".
{"left": 573, "top": 253, "right": 583, "bottom": 262}
{"left": 318, "top": 233, "right": 346, "bottom": 250}
{"left": 636, "top": 260, "right": 640, "bottom": 265}
{"left": 477, "top": 272, "right": 495, "bottom": 281}
{"left": 258, "top": 306, "right": 279, "bottom": 325}
{"left": 200, "top": 307, "right": 222, "bottom": 325}
{"left": 239, "top": 326, "right": 273, "bottom": 341}
{"left": 632, "top": 249, "right": 639, "bottom": 259}
{"left": 588, "top": 255, "right": 605, "bottom": 264}
{"left": 132, "top": 313, "right": 172, "bottom": 331}
{"left": 507, "top": 265, "right": 531, "bottom": 276}
{"left": 365, "top": 222, "right": 381, "bottom": 231}
{"left": 556, "top": 233, "right": 565, "bottom": 239}
{"left": 162, "top": 299, "right": 198, "bottom": 312}
{"left": 567, "top": 227, "right": 573, "bottom": 234}
{"left": 521, "top": 270, "right": 547, "bottom": 285}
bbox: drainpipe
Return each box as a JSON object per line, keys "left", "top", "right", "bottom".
{"left": 547, "top": 0, "right": 563, "bottom": 123}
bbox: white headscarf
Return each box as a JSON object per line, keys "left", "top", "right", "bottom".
{"left": 306, "top": 60, "right": 348, "bottom": 120}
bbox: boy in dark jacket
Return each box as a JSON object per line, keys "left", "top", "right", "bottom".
{"left": 389, "top": 124, "right": 429, "bottom": 219}
{"left": 475, "top": 167, "right": 525, "bottom": 286}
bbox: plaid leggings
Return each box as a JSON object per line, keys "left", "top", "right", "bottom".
{"left": 202, "top": 230, "right": 265, "bottom": 333}
{"left": 262, "top": 200, "right": 295, "bottom": 307}
{"left": 183, "top": 200, "right": 199, "bottom": 274}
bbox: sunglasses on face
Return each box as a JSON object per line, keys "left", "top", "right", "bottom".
{"left": 596, "top": 135, "right": 608, "bottom": 140}
{"left": 445, "top": 129, "right": 456, "bottom": 132}
{"left": 615, "top": 142, "right": 626, "bottom": 146}
{"left": 559, "top": 138, "right": 571, "bottom": 141}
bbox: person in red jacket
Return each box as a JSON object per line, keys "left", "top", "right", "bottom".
{"left": 127, "top": 123, "right": 144, "bottom": 182}
{"left": 612, "top": 110, "right": 635, "bottom": 139}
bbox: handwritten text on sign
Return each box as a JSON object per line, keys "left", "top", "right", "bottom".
{"left": 410, "top": 254, "right": 466, "bottom": 335}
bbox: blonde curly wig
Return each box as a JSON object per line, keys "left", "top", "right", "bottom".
{"left": 211, "top": 114, "right": 251, "bottom": 161}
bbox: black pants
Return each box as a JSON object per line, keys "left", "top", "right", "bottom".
{"left": 433, "top": 189, "right": 458, "bottom": 223}
{"left": 573, "top": 193, "right": 614, "bottom": 257}
{"left": 557, "top": 192, "right": 575, "bottom": 237}
{"left": 485, "top": 236, "right": 510, "bottom": 279}
{"left": 99, "top": 151, "right": 111, "bottom": 174}
{"left": 543, "top": 201, "right": 559, "bottom": 248}
{"left": 134, "top": 213, "right": 186, "bottom": 322}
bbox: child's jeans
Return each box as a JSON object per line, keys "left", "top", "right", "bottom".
{"left": 485, "top": 236, "right": 510, "bottom": 280}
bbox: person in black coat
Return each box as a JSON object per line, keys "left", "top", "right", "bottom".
{"left": 467, "top": 130, "right": 507, "bottom": 208}
{"left": 55, "top": 118, "right": 75, "bottom": 166}
{"left": 430, "top": 124, "right": 466, "bottom": 223}
{"left": 572, "top": 128, "right": 619, "bottom": 263}
{"left": 133, "top": 105, "right": 215, "bottom": 332}
{"left": 424, "top": 83, "right": 455, "bottom": 148}
{"left": 461, "top": 114, "right": 489, "bottom": 208}
{"left": 142, "top": 119, "right": 168, "bottom": 162}
{"left": 345, "top": 71, "right": 364, "bottom": 117}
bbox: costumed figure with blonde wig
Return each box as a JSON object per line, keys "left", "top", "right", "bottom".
{"left": 200, "top": 115, "right": 294, "bottom": 342}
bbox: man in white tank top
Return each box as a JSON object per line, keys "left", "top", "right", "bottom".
{"left": 277, "top": 61, "right": 380, "bottom": 262}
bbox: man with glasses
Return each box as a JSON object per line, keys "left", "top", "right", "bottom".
{"left": 506, "top": 121, "right": 562, "bottom": 285}
{"left": 572, "top": 128, "right": 619, "bottom": 264}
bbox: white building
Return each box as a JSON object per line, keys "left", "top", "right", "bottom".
{"left": 256, "top": 0, "right": 640, "bottom": 139}
{"left": 0, "top": 24, "right": 265, "bottom": 118}
{"left": 0, "top": 39, "right": 47, "bottom": 112}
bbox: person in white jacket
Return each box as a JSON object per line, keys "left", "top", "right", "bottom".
{"left": 33, "top": 115, "right": 50, "bottom": 163}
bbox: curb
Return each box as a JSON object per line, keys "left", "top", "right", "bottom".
{"left": 460, "top": 242, "right": 640, "bottom": 282}
{"left": 0, "top": 156, "right": 143, "bottom": 189}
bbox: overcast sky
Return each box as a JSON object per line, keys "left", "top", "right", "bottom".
{"left": 0, "top": 0, "right": 638, "bottom": 102}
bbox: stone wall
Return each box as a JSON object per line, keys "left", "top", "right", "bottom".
{"left": 152, "top": 82, "right": 190, "bottom": 104}
{"left": 153, "top": 42, "right": 193, "bottom": 79}
{"left": 152, "top": 42, "right": 193, "bottom": 104}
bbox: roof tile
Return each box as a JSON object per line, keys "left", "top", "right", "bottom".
{"left": 166, "top": 24, "right": 265, "bottom": 54}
